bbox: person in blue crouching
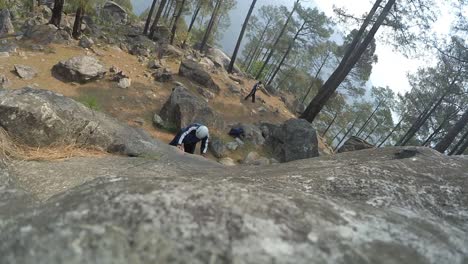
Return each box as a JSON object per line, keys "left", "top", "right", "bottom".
{"left": 169, "top": 123, "right": 209, "bottom": 157}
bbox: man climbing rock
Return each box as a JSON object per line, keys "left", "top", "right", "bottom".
{"left": 169, "top": 123, "right": 209, "bottom": 157}
{"left": 244, "top": 80, "right": 264, "bottom": 103}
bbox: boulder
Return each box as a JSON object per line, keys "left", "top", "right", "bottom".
{"left": 79, "top": 36, "right": 94, "bottom": 49}
{"left": 228, "top": 84, "right": 241, "bottom": 94}
{"left": 102, "top": 1, "right": 128, "bottom": 24}
{"left": 152, "top": 113, "right": 165, "bottom": 128}
{"left": 148, "top": 60, "right": 163, "bottom": 69}
{"left": 160, "top": 85, "right": 224, "bottom": 130}
{"left": 226, "top": 141, "right": 239, "bottom": 151}
{"left": 338, "top": 136, "right": 375, "bottom": 153}
{"left": 199, "top": 57, "right": 215, "bottom": 70}
{"left": 209, "top": 136, "right": 227, "bottom": 158}
{"left": 234, "top": 123, "right": 265, "bottom": 146}
{"left": 149, "top": 26, "right": 170, "bottom": 43}
{"left": 0, "top": 147, "right": 467, "bottom": 263}
{"left": 23, "top": 24, "right": 71, "bottom": 45}
{"left": 179, "top": 59, "right": 220, "bottom": 94}
{"left": 268, "top": 119, "right": 319, "bottom": 162}
{"left": 158, "top": 44, "right": 184, "bottom": 58}
{"left": 0, "top": 9, "right": 14, "bottom": 37}
{"left": 243, "top": 151, "right": 270, "bottom": 166}
{"left": 117, "top": 78, "right": 131, "bottom": 89}
{"left": 0, "top": 87, "right": 184, "bottom": 157}
{"left": 196, "top": 86, "right": 215, "bottom": 100}
{"left": 52, "top": 56, "right": 106, "bottom": 83}
{"left": 153, "top": 68, "right": 173, "bottom": 83}
{"left": 206, "top": 48, "right": 241, "bottom": 74}
{"left": 14, "top": 65, "right": 38, "bottom": 80}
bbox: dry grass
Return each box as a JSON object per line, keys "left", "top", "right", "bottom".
{"left": 0, "top": 128, "right": 107, "bottom": 162}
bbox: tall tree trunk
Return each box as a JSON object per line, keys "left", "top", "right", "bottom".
{"left": 199, "top": 0, "right": 222, "bottom": 52}
{"left": 364, "top": 122, "right": 380, "bottom": 142}
{"left": 331, "top": 126, "right": 346, "bottom": 143}
{"left": 244, "top": 18, "right": 272, "bottom": 69}
{"left": 49, "top": 0, "right": 64, "bottom": 27}
{"left": 72, "top": 6, "right": 84, "bottom": 39}
{"left": 334, "top": 116, "right": 361, "bottom": 151}
{"left": 168, "top": 0, "right": 179, "bottom": 29}
{"left": 355, "top": 101, "right": 383, "bottom": 137}
{"left": 267, "top": 21, "right": 305, "bottom": 85}
{"left": 449, "top": 129, "right": 468, "bottom": 155}
{"left": 422, "top": 112, "right": 456, "bottom": 146}
{"left": 228, "top": 0, "right": 258, "bottom": 73}
{"left": 149, "top": 0, "right": 168, "bottom": 38}
{"left": 163, "top": 0, "right": 174, "bottom": 20}
{"left": 378, "top": 116, "right": 404, "bottom": 147}
{"left": 300, "top": 0, "right": 394, "bottom": 123}
{"left": 170, "top": 0, "right": 186, "bottom": 45}
{"left": 434, "top": 108, "right": 468, "bottom": 153}
{"left": 322, "top": 112, "right": 338, "bottom": 137}
{"left": 182, "top": 3, "right": 201, "bottom": 47}
{"left": 143, "top": 0, "right": 158, "bottom": 35}
{"left": 455, "top": 135, "right": 468, "bottom": 155}
{"left": 255, "top": 0, "right": 299, "bottom": 80}
{"left": 301, "top": 52, "right": 331, "bottom": 105}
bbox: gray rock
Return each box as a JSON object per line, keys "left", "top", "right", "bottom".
{"left": 179, "top": 59, "right": 220, "bottom": 94}
{"left": 153, "top": 68, "right": 173, "bottom": 83}
{"left": 228, "top": 84, "right": 241, "bottom": 94}
{"left": 226, "top": 141, "right": 239, "bottom": 151}
{"left": 0, "top": 87, "right": 169, "bottom": 157}
{"left": 79, "top": 36, "right": 94, "bottom": 49}
{"left": 199, "top": 57, "right": 215, "bottom": 70}
{"left": 160, "top": 85, "right": 224, "bottom": 130}
{"left": 338, "top": 136, "right": 375, "bottom": 153}
{"left": 133, "top": 118, "right": 145, "bottom": 126}
{"left": 0, "top": 74, "right": 10, "bottom": 88}
{"left": 269, "top": 119, "right": 319, "bottom": 162}
{"left": 14, "top": 65, "right": 38, "bottom": 80}
{"left": 0, "top": 9, "right": 14, "bottom": 37}
{"left": 23, "top": 24, "right": 71, "bottom": 45}
{"left": 209, "top": 136, "right": 227, "bottom": 158}
{"left": 0, "top": 147, "right": 467, "bottom": 263}
{"left": 158, "top": 44, "right": 184, "bottom": 58}
{"left": 243, "top": 151, "right": 270, "bottom": 166}
{"left": 197, "top": 86, "right": 215, "bottom": 100}
{"left": 147, "top": 60, "right": 162, "bottom": 69}
{"left": 52, "top": 56, "right": 106, "bottom": 83}
{"left": 235, "top": 137, "right": 244, "bottom": 146}
{"left": 152, "top": 113, "right": 165, "bottom": 128}
{"left": 149, "top": 26, "right": 170, "bottom": 43}
{"left": 218, "top": 157, "right": 236, "bottom": 166}
{"left": 117, "top": 78, "right": 131, "bottom": 89}
{"left": 228, "top": 75, "right": 244, "bottom": 85}
{"left": 102, "top": 1, "right": 128, "bottom": 24}
{"left": 235, "top": 123, "right": 265, "bottom": 146}
{"left": 206, "top": 48, "right": 241, "bottom": 74}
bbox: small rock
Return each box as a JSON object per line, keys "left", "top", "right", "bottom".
{"left": 197, "top": 87, "right": 215, "bottom": 100}
{"left": 154, "top": 68, "right": 173, "bottom": 82}
{"left": 226, "top": 142, "right": 239, "bottom": 151}
{"left": 0, "top": 74, "right": 11, "bottom": 88}
{"left": 209, "top": 136, "right": 227, "bottom": 158}
{"left": 148, "top": 60, "right": 162, "bottom": 69}
{"left": 134, "top": 118, "right": 145, "bottom": 126}
{"left": 258, "top": 106, "right": 267, "bottom": 113}
{"left": 235, "top": 138, "right": 244, "bottom": 146}
{"left": 243, "top": 152, "right": 270, "bottom": 166}
{"left": 14, "top": 65, "right": 38, "bottom": 80}
{"left": 110, "top": 66, "right": 121, "bottom": 73}
{"left": 79, "top": 36, "right": 94, "bottom": 49}
{"left": 31, "top": 44, "right": 44, "bottom": 51}
{"left": 228, "top": 84, "right": 241, "bottom": 94}
{"left": 152, "top": 114, "right": 165, "bottom": 128}
{"left": 218, "top": 157, "right": 236, "bottom": 166}
{"left": 117, "top": 78, "right": 131, "bottom": 89}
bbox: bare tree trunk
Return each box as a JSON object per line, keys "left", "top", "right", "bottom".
{"left": 455, "top": 135, "right": 468, "bottom": 155}
{"left": 182, "top": 3, "right": 201, "bottom": 47}
{"left": 72, "top": 6, "right": 84, "bottom": 39}
{"left": 300, "top": 0, "right": 393, "bottom": 123}
{"left": 49, "top": 0, "right": 64, "bottom": 27}
{"left": 434, "top": 108, "right": 468, "bottom": 153}
{"left": 364, "top": 122, "right": 380, "bottom": 142}
{"left": 301, "top": 52, "right": 331, "bottom": 105}
{"left": 449, "top": 129, "right": 468, "bottom": 155}
{"left": 378, "top": 116, "right": 404, "bottom": 147}
{"left": 355, "top": 100, "right": 383, "bottom": 137}
{"left": 163, "top": 0, "right": 174, "bottom": 20}
{"left": 170, "top": 0, "right": 186, "bottom": 45}
{"left": 244, "top": 18, "right": 272, "bottom": 70}
{"left": 143, "top": 0, "right": 158, "bottom": 35}
{"left": 322, "top": 112, "right": 338, "bottom": 137}
{"left": 255, "top": 0, "right": 299, "bottom": 79}
{"left": 149, "top": 0, "right": 168, "bottom": 38}
{"left": 228, "top": 0, "right": 258, "bottom": 73}
{"left": 199, "top": 0, "right": 222, "bottom": 52}
{"left": 334, "top": 116, "right": 361, "bottom": 151}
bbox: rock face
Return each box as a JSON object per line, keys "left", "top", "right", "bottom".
{"left": 102, "top": 1, "right": 128, "bottom": 24}
{"left": 0, "top": 9, "right": 14, "bottom": 37}
{"left": 179, "top": 59, "right": 220, "bottom": 94}
{"left": 1, "top": 147, "right": 466, "bottom": 263}
{"left": 0, "top": 87, "right": 170, "bottom": 157}
{"left": 338, "top": 136, "right": 375, "bottom": 153}
{"left": 14, "top": 65, "right": 38, "bottom": 80}
{"left": 52, "top": 56, "right": 106, "bottom": 83}
{"left": 268, "top": 119, "right": 319, "bottom": 162}
{"left": 160, "top": 85, "right": 224, "bottom": 130}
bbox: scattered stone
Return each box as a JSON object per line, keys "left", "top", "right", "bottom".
{"left": 133, "top": 118, "right": 145, "bottom": 126}
{"left": 0, "top": 9, "right": 15, "bottom": 37}
{"left": 218, "top": 157, "right": 236, "bottom": 166}
{"left": 226, "top": 142, "right": 239, "bottom": 151}
{"left": 79, "top": 36, "right": 94, "bottom": 49}
{"left": 152, "top": 114, "right": 165, "bottom": 128}
{"left": 109, "top": 66, "right": 121, "bottom": 73}
{"left": 235, "top": 137, "right": 244, "bottom": 146}
{"left": 148, "top": 60, "right": 162, "bottom": 69}
{"left": 0, "top": 74, "right": 11, "bottom": 88}
{"left": 235, "top": 123, "right": 265, "bottom": 146}
{"left": 243, "top": 151, "right": 270, "bottom": 166}
{"left": 158, "top": 44, "right": 184, "bottom": 58}
{"left": 268, "top": 119, "right": 319, "bottom": 162}
{"left": 52, "top": 56, "right": 106, "bottom": 83}
{"left": 258, "top": 106, "right": 267, "bottom": 113}
{"left": 197, "top": 87, "right": 215, "bottom": 100}
{"left": 154, "top": 68, "right": 173, "bottom": 82}
{"left": 117, "top": 78, "right": 131, "bottom": 89}
{"left": 228, "top": 75, "right": 244, "bottom": 85}
{"left": 14, "top": 65, "right": 38, "bottom": 80}
{"left": 209, "top": 136, "right": 227, "bottom": 158}
{"left": 179, "top": 59, "right": 220, "bottom": 94}
{"left": 338, "top": 136, "right": 374, "bottom": 153}
{"left": 228, "top": 84, "right": 241, "bottom": 94}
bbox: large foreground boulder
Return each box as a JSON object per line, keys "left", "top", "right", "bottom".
{"left": 160, "top": 85, "right": 224, "bottom": 130}
{"left": 268, "top": 119, "right": 319, "bottom": 162}
{"left": 0, "top": 9, "right": 14, "bottom": 37}
{"left": 0, "top": 147, "right": 467, "bottom": 263}
{"left": 179, "top": 59, "right": 220, "bottom": 93}
{"left": 0, "top": 87, "right": 167, "bottom": 156}
{"left": 338, "top": 136, "right": 375, "bottom": 153}
{"left": 52, "top": 56, "right": 106, "bottom": 83}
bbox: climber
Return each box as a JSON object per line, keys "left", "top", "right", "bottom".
{"left": 169, "top": 123, "right": 209, "bottom": 156}
{"left": 244, "top": 80, "right": 264, "bottom": 103}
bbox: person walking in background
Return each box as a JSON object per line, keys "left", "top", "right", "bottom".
{"left": 169, "top": 123, "right": 209, "bottom": 157}
{"left": 244, "top": 81, "right": 263, "bottom": 103}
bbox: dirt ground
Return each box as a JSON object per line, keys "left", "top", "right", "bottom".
{"left": 0, "top": 42, "right": 298, "bottom": 161}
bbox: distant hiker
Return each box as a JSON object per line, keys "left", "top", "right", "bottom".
{"left": 169, "top": 123, "right": 209, "bottom": 156}
{"left": 244, "top": 81, "right": 263, "bottom": 103}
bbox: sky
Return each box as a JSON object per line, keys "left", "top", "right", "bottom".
{"left": 131, "top": 0, "right": 454, "bottom": 96}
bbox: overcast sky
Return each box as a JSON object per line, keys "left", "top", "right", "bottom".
{"left": 132, "top": 0, "right": 454, "bottom": 96}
